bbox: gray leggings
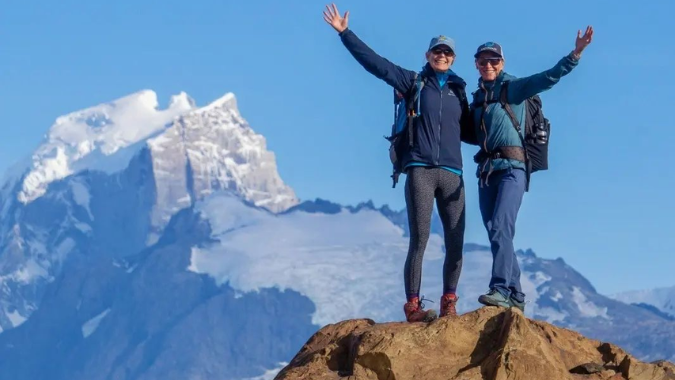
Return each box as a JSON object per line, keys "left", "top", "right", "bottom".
{"left": 404, "top": 167, "right": 465, "bottom": 297}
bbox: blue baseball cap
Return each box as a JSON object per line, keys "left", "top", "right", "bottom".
{"left": 474, "top": 42, "right": 504, "bottom": 58}
{"left": 428, "top": 35, "right": 455, "bottom": 52}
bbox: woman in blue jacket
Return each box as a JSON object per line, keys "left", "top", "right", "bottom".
{"left": 323, "top": 4, "right": 475, "bottom": 322}
{"left": 470, "top": 27, "right": 593, "bottom": 312}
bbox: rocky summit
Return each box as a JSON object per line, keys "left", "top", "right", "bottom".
{"left": 276, "top": 306, "right": 675, "bottom": 380}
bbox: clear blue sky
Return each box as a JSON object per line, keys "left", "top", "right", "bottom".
{"left": 1, "top": 0, "right": 673, "bottom": 295}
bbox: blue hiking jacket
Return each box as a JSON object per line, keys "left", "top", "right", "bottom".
{"left": 470, "top": 54, "right": 579, "bottom": 174}
{"left": 339, "top": 28, "right": 474, "bottom": 172}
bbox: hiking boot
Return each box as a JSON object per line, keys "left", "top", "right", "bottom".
{"left": 509, "top": 296, "right": 526, "bottom": 312}
{"left": 440, "top": 294, "right": 459, "bottom": 317}
{"left": 403, "top": 297, "right": 437, "bottom": 323}
{"left": 478, "top": 289, "right": 511, "bottom": 308}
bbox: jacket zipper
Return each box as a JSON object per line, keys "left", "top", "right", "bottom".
{"left": 437, "top": 83, "right": 443, "bottom": 165}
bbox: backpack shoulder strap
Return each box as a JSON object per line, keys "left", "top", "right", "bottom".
{"left": 404, "top": 72, "right": 422, "bottom": 107}
{"left": 411, "top": 71, "right": 419, "bottom": 92}
{"left": 405, "top": 72, "right": 425, "bottom": 147}
{"left": 499, "top": 81, "right": 522, "bottom": 133}
{"left": 412, "top": 72, "right": 425, "bottom": 113}
{"left": 499, "top": 80, "right": 532, "bottom": 190}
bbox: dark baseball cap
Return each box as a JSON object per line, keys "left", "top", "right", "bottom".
{"left": 474, "top": 42, "right": 504, "bottom": 58}
{"left": 428, "top": 35, "right": 456, "bottom": 52}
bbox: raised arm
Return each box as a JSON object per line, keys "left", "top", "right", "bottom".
{"left": 323, "top": 3, "right": 416, "bottom": 95}
{"left": 506, "top": 26, "right": 594, "bottom": 104}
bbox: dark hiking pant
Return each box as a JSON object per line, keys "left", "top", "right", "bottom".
{"left": 478, "top": 168, "right": 527, "bottom": 303}
{"left": 404, "top": 167, "right": 465, "bottom": 298}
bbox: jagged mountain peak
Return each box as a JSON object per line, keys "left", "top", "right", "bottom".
{"left": 17, "top": 90, "right": 195, "bottom": 204}
{"left": 13, "top": 90, "right": 275, "bottom": 209}
{"left": 0, "top": 89, "right": 298, "bottom": 334}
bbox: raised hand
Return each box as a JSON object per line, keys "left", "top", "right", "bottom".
{"left": 574, "top": 26, "right": 594, "bottom": 56}
{"left": 323, "top": 3, "right": 349, "bottom": 33}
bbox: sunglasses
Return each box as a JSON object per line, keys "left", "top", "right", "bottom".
{"left": 477, "top": 57, "right": 503, "bottom": 67}
{"left": 431, "top": 48, "right": 454, "bottom": 57}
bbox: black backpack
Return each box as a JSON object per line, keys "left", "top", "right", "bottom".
{"left": 385, "top": 73, "right": 425, "bottom": 188}
{"left": 499, "top": 81, "right": 551, "bottom": 174}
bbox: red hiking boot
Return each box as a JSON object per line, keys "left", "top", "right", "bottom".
{"left": 403, "top": 297, "right": 437, "bottom": 323}
{"left": 440, "top": 294, "right": 459, "bottom": 317}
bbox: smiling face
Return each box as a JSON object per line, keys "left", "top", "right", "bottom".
{"left": 475, "top": 52, "right": 504, "bottom": 81}
{"left": 426, "top": 45, "right": 455, "bottom": 72}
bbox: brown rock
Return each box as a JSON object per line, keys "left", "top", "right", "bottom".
{"left": 570, "top": 362, "right": 605, "bottom": 374}
{"left": 275, "top": 307, "right": 675, "bottom": 380}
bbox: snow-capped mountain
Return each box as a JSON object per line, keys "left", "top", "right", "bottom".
{"left": 189, "top": 194, "right": 675, "bottom": 364}
{"left": 13, "top": 90, "right": 194, "bottom": 205}
{"left": 0, "top": 192, "right": 673, "bottom": 380}
{"left": 611, "top": 286, "right": 675, "bottom": 319}
{"left": 0, "top": 90, "right": 297, "bottom": 333}
{"left": 0, "top": 90, "right": 673, "bottom": 380}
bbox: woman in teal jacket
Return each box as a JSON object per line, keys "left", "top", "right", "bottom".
{"left": 470, "top": 27, "right": 594, "bottom": 311}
